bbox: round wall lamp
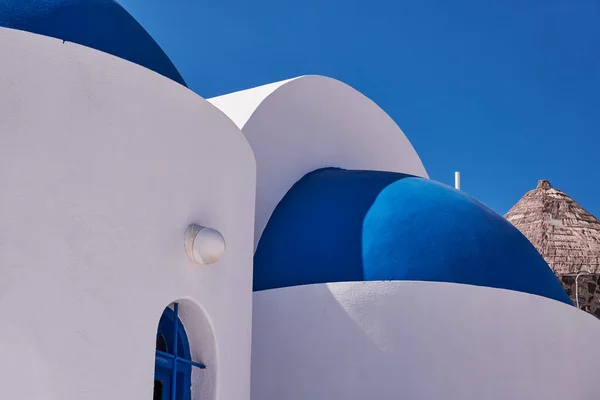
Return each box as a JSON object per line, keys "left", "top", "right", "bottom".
{"left": 185, "top": 224, "right": 226, "bottom": 265}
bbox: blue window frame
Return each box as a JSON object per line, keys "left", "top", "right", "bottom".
{"left": 154, "top": 303, "right": 206, "bottom": 400}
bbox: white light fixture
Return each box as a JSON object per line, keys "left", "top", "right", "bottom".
{"left": 185, "top": 224, "right": 226, "bottom": 265}
{"left": 455, "top": 171, "right": 461, "bottom": 190}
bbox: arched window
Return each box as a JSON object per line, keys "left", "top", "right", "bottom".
{"left": 154, "top": 303, "right": 206, "bottom": 400}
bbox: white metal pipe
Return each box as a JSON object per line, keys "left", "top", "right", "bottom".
{"left": 454, "top": 171, "right": 461, "bottom": 190}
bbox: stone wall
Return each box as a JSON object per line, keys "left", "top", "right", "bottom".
{"left": 559, "top": 274, "right": 600, "bottom": 318}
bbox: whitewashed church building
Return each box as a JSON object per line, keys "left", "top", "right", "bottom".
{"left": 1, "top": 1, "right": 599, "bottom": 399}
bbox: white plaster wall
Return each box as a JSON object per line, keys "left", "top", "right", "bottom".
{"left": 0, "top": 27, "right": 255, "bottom": 400}
{"left": 176, "top": 299, "right": 218, "bottom": 400}
{"left": 208, "top": 79, "right": 295, "bottom": 129}
{"left": 209, "top": 76, "right": 429, "bottom": 249}
{"left": 252, "top": 281, "right": 600, "bottom": 400}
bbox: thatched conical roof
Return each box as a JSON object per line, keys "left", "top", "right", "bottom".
{"left": 505, "top": 179, "right": 600, "bottom": 275}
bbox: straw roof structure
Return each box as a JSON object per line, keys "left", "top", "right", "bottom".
{"left": 505, "top": 179, "right": 600, "bottom": 275}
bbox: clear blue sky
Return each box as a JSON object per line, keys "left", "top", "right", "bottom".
{"left": 120, "top": 0, "right": 599, "bottom": 217}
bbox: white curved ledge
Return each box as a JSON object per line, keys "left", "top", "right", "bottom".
{"left": 253, "top": 281, "right": 599, "bottom": 400}
{"left": 209, "top": 75, "right": 428, "bottom": 248}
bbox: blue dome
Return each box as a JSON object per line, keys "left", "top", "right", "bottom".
{"left": 254, "top": 168, "right": 571, "bottom": 304}
{"left": 0, "top": 0, "right": 186, "bottom": 86}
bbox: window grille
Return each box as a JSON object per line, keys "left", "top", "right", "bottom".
{"left": 154, "top": 303, "right": 205, "bottom": 400}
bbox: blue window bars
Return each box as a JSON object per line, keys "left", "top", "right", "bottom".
{"left": 154, "top": 303, "right": 206, "bottom": 400}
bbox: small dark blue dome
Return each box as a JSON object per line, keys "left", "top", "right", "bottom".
{"left": 0, "top": 0, "right": 186, "bottom": 86}
{"left": 254, "top": 168, "right": 571, "bottom": 305}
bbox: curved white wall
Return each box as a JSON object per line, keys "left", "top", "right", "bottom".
{"left": 252, "top": 281, "right": 600, "bottom": 400}
{"left": 0, "top": 27, "right": 255, "bottom": 400}
{"left": 209, "top": 76, "right": 428, "bottom": 248}
{"left": 174, "top": 299, "right": 218, "bottom": 400}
